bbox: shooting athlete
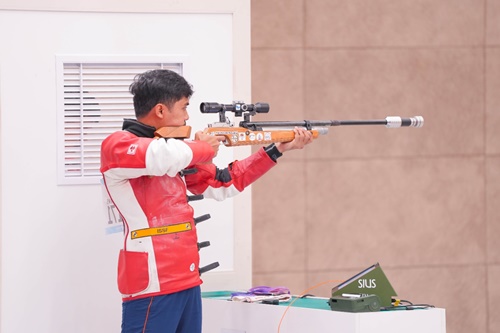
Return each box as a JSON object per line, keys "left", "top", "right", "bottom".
{"left": 100, "top": 69, "right": 313, "bottom": 333}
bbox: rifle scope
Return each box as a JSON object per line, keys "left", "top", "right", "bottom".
{"left": 200, "top": 102, "right": 270, "bottom": 114}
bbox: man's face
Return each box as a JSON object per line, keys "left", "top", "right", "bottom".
{"left": 162, "top": 97, "right": 190, "bottom": 127}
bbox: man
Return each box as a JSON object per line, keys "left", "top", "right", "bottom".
{"left": 100, "top": 69, "right": 313, "bottom": 332}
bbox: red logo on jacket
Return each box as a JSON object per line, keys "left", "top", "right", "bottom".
{"left": 127, "top": 144, "right": 138, "bottom": 155}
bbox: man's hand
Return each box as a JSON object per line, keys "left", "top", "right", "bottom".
{"left": 276, "top": 127, "right": 314, "bottom": 153}
{"left": 195, "top": 131, "right": 226, "bottom": 157}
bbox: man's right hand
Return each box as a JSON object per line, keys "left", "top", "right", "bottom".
{"left": 275, "top": 127, "right": 314, "bottom": 153}
{"left": 194, "top": 131, "right": 226, "bottom": 157}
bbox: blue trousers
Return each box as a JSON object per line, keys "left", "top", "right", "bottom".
{"left": 121, "top": 286, "right": 202, "bottom": 333}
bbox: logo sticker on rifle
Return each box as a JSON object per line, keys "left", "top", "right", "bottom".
{"left": 239, "top": 132, "right": 246, "bottom": 142}
{"left": 265, "top": 132, "right": 272, "bottom": 141}
{"left": 249, "top": 133, "right": 256, "bottom": 141}
{"left": 256, "top": 133, "right": 264, "bottom": 141}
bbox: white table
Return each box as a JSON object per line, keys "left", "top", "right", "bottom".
{"left": 202, "top": 294, "right": 446, "bottom": 333}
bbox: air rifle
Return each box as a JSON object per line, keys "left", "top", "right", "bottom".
{"left": 154, "top": 101, "right": 424, "bottom": 146}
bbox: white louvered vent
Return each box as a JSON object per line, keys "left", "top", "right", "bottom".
{"left": 57, "top": 60, "right": 183, "bottom": 185}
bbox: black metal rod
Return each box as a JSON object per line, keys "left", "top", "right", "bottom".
{"left": 199, "top": 261, "right": 220, "bottom": 275}
{"left": 337, "top": 120, "right": 389, "bottom": 126}
{"left": 239, "top": 116, "right": 423, "bottom": 130}
{"left": 240, "top": 119, "right": 387, "bottom": 130}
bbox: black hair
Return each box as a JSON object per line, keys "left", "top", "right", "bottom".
{"left": 129, "top": 69, "right": 194, "bottom": 119}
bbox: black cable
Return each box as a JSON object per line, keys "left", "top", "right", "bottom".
{"left": 381, "top": 304, "right": 435, "bottom": 311}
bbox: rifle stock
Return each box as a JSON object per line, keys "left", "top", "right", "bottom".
{"left": 154, "top": 126, "right": 192, "bottom": 139}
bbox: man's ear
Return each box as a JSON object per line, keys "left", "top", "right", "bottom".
{"left": 154, "top": 103, "right": 165, "bottom": 119}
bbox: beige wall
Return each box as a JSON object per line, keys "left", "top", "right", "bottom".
{"left": 250, "top": 1, "right": 500, "bottom": 333}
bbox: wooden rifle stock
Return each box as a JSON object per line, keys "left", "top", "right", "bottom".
{"left": 154, "top": 126, "right": 192, "bottom": 139}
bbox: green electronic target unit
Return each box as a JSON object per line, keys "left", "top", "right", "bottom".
{"left": 329, "top": 263, "right": 397, "bottom": 311}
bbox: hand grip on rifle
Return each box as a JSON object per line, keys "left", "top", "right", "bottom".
{"left": 194, "top": 131, "right": 226, "bottom": 156}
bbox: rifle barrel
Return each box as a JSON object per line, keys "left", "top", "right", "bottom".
{"left": 241, "top": 116, "right": 423, "bottom": 130}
